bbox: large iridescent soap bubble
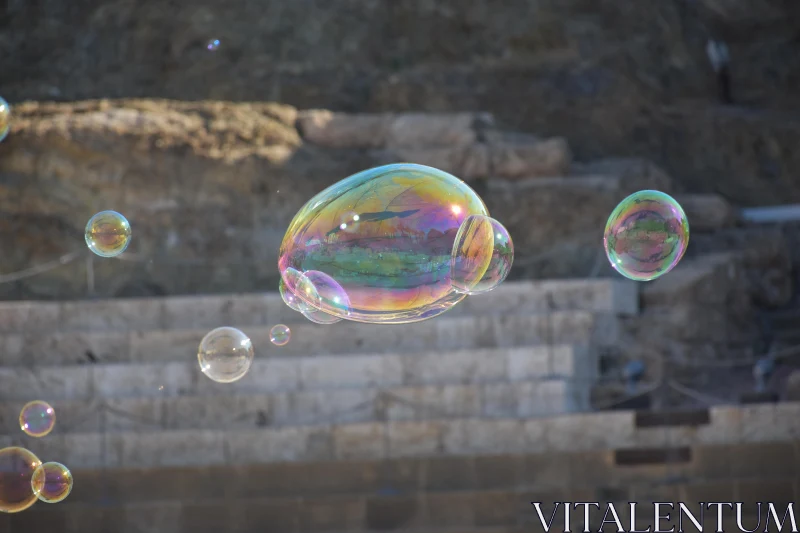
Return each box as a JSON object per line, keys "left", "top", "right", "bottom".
{"left": 278, "top": 163, "right": 513, "bottom": 324}
{"left": 604, "top": 190, "right": 689, "bottom": 281}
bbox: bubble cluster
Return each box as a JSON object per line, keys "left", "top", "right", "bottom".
{"left": 278, "top": 163, "right": 513, "bottom": 324}
{"left": 85, "top": 210, "right": 132, "bottom": 258}
{"left": 0, "top": 96, "right": 9, "bottom": 143}
{"left": 0, "top": 447, "right": 42, "bottom": 513}
{"left": 269, "top": 324, "right": 291, "bottom": 346}
{"left": 19, "top": 401, "right": 56, "bottom": 438}
{"left": 197, "top": 327, "right": 254, "bottom": 383}
{"left": 31, "top": 462, "right": 73, "bottom": 504}
{"left": 604, "top": 190, "right": 689, "bottom": 281}
{"left": 451, "top": 214, "right": 514, "bottom": 294}
{"left": 207, "top": 39, "right": 220, "bottom": 51}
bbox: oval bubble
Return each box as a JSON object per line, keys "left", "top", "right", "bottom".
{"left": 0, "top": 447, "right": 41, "bottom": 513}
{"left": 301, "top": 306, "right": 342, "bottom": 325}
{"left": 279, "top": 268, "right": 310, "bottom": 313}
{"left": 197, "top": 327, "right": 254, "bottom": 384}
{"left": 278, "top": 164, "right": 488, "bottom": 323}
{"left": 451, "top": 215, "right": 514, "bottom": 294}
{"left": 604, "top": 190, "right": 689, "bottom": 281}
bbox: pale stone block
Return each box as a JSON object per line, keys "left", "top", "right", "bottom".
{"left": 740, "top": 404, "right": 780, "bottom": 442}
{"left": 0, "top": 302, "right": 33, "bottom": 332}
{"left": 0, "top": 301, "right": 60, "bottom": 333}
{"left": 298, "top": 110, "right": 390, "bottom": 148}
{"left": 332, "top": 422, "right": 386, "bottom": 460}
{"left": 522, "top": 418, "right": 548, "bottom": 452}
{"left": 387, "top": 420, "right": 444, "bottom": 457}
{"left": 697, "top": 406, "right": 742, "bottom": 444}
{"left": 161, "top": 296, "right": 236, "bottom": 330}
{"left": 226, "top": 427, "right": 319, "bottom": 463}
{"left": 482, "top": 383, "right": 520, "bottom": 418}
{"left": 22, "top": 331, "right": 129, "bottom": 365}
{"left": 119, "top": 430, "right": 225, "bottom": 467}
{"left": 444, "top": 418, "right": 526, "bottom": 454}
{"left": 506, "top": 346, "right": 554, "bottom": 380}
{"left": 227, "top": 293, "right": 271, "bottom": 328}
{"left": 61, "top": 433, "right": 110, "bottom": 469}
{"left": 300, "top": 353, "right": 403, "bottom": 390}
{"left": 235, "top": 358, "right": 302, "bottom": 393}
{"left": 105, "top": 397, "right": 165, "bottom": 431}
{"left": 129, "top": 329, "right": 200, "bottom": 363}
{"left": 490, "top": 137, "right": 571, "bottom": 178}
{"left": 164, "top": 394, "right": 272, "bottom": 430}
{"left": 286, "top": 389, "right": 372, "bottom": 425}
{"left": 0, "top": 365, "right": 91, "bottom": 400}
{"left": 389, "top": 144, "right": 489, "bottom": 180}
{"left": 93, "top": 362, "right": 193, "bottom": 398}
{"left": 59, "top": 298, "right": 163, "bottom": 331}
{"left": 403, "top": 348, "right": 507, "bottom": 386}
{"left": 387, "top": 113, "right": 478, "bottom": 147}
{"left": 516, "top": 380, "right": 572, "bottom": 417}
{"left": 549, "top": 344, "right": 595, "bottom": 380}
{"left": 0, "top": 334, "right": 23, "bottom": 365}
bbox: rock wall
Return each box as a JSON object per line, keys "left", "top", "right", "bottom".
{"left": 1, "top": 0, "right": 799, "bottom": 205}
{"left": 0, "top": 100, "right": 695, "bottom": 300}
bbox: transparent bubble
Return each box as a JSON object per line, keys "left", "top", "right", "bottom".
{"left": 31, "top": 462, "right": 72, "bottom": 504}
{"left": 279, "top": 269, "right": 309, "bottom": 313}
{"left": 451, "top": 215, "right": 513, "bottom": 294}
{"left": 278, "top": 163, "right": 493, "bottom": 324}
{"left": 604, "top": 190, "right": 689, "bottom": 281}
{"left": 301, "top": 305, "right": 342, "bottom": 325}
{"left": 19, "top": 401, "right": 56, "bottom": 438}
{"left": 0, "top": 447, "right": 42, "bottom": 513}
{"left": 207, "top": 39, "right": 220, "bottom": 51}
{"left": 0, "top": 96, "right": 10, "bottom": 143}
{"left": 269, "top": 324, "right": 291, "bottom": 346}
{"left": 85, "top": 210, "right": 132, "bottom": 258}
{"left": 197, "top": 327, "right": 254, "bottom": 383}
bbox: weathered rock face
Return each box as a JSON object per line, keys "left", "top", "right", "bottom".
{"left": 0, "top": 100, "right": 597, "bottom": 299}
{"left": 0, "top": 100, "right": 779, "bottom": 304}
{"left": 1, "top": 0, "right": 798, "bottom": 205}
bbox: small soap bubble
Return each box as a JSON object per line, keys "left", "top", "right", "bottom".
{"left": 269, "top": 324, "right": 291, "bottom": 346}
{"left": 279, "top": 267, "right": 313, "bottom": 313}
{"left": 31, "top": 462, "right": 72, "bottom": 504}
{"left": 19, "top": 401, "right": 56, "bottom": 438}
{"left": 297, "top": 270, "right": 351, "bottom": 320}
{"left": 0, "top": 447, "right": 42, "bottom": 513}
{"left": 604, "top": 190, "right": 689, "bottom": 281}
{"left": 451, "top": 215, "right": 513, "bottom": 294}
{"left": 197, "top": 327, "right": 254, "bottom": 383}
{"left": 207, "top": 39, "right": 221, "bottom": 51}
{"left": 0, "top": 96, "right": 10, "bottom": 143}
{"left": 85, "top": 210, "right": 132, "bottom": 258}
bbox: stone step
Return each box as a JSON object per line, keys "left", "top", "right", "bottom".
{"left": 2, "top": 481, "right": 793, "bottom": 533}
{"left": 8, "top": 441, "right": 797, "bottom": 506}
{"left": 0, "top": 377, "right": 592, "bottom": 436}
{"left": 0, "top": 488, "right": 560, "bottom": 533}
{"left": 0, "top": 279, "right": 638, "bottom": 334}
{"left": 0, "top": 345, "right": 593, "bottom": 400}
{"left": 0, "top": 311, "right": 620, "bottom": 366}
{"left": 3, "top": 403, "right": 798, "bottom": 470}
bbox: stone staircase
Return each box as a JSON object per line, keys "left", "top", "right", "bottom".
{"left": 0, "top": 278, "right": 798, "bottom": 532}
{"left": 0, "top": 278, "right": 636, "bottom": 532}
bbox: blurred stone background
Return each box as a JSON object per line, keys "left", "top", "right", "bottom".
{"left": 1, "top": 0, "right": 799, "bottom": 205}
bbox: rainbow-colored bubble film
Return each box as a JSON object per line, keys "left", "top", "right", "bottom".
{"left": 269, "top": 324, "right": 291, "bottom": 346}
{"left": 278, "top": 164, "right": 491, "bottom": 324}
{"left": 19, "top": 400, "right": 56, "bottom": 438}
{"left": 197, "top": 327, "right": 254, "bottom": 384}
{"left": 451, "top": 215, "right": 514, "bottom": 294}
{"left": 31, "top": 462, "right": 73, "bottom": 504}
{"left": 0, "top": 447, "right": 42, "bottom": 513}
{"left": 85, "top": 210, "right": 132, "bottom": 258}
{"left": 0, "top": 97, "right": 10, "bottom": 143}
{"left": 604, "top": 190, "right": 689, "bottom": 281}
